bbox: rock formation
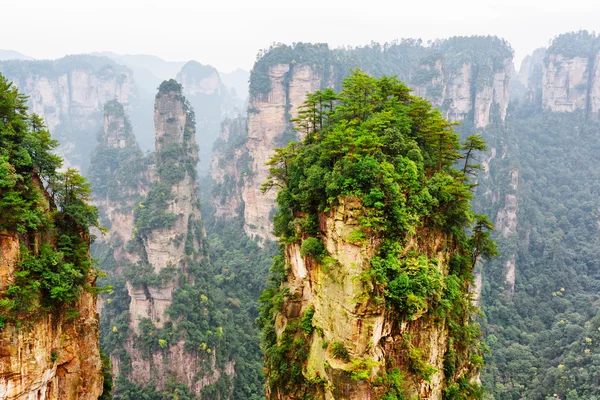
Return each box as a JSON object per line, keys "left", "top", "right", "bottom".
{"left": 0, "top": 74, "right": 104, "bottom": 399}
{"left": 208, "top": 37, "right": 513, "bottom": 241}
{"left": 0, "top": 230, "right": 103, "bottom": 400}
{"left": 176, "top": 61, "right": 243, "bottom": 174}
{"left": 0, "top": 55, "right": 135, "bottom": 170}
{"left": 209, "top": 117, "right": 248, "bottom": 219}
{"left": 94, "top": 80, "right": 233, "bottom": 396}
{"left": 259, "top": 73, "right": 486, "bottom": 399}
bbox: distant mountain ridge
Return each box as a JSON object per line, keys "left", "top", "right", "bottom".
{"left": 0, "top": 49, "right": 33, "bottom": 60}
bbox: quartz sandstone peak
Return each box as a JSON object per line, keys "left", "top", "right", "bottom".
{"left": 97, "top": 80, "right": 233, "bottom": 395}
{"left": 230, "top": 39, "right": 513, "bottom": 241}
{"left": 0, "top": 199, "right": 103, "bottom": 399}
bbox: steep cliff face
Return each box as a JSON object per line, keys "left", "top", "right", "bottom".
{"left": 515, "top": 48, "right": 546, "bottom": 103}
{"left": 0, "top": 231, "right": 103, "bottom": 400}
{"left": 89, "top": 100, "right": 150, "bottom": 272}
{"left": 210, "top": 117, "right": 249, "bottom": 219}
{"left": 260, "top": 72, "right": 488, "bottom": 400}
{"left": 243, "top": 63, "right": 330, "bottom": 240}
{"left": 516, "top": 32, "right": 600, "bottom": 117}
{"left": 270, "top": 200, "right": 473, "bottom": 399}
{"left": 0, "top": 74, "right": 103, "bottom": 399}
{"left": 410, "top": 48, "right": 511, "bottom": 128}
{"left": 127, "top": 80, "right": 203, "bottom": 328}
{"left": 0, "top": 55, "right": 136, "bottom": 169}
{"left": 542, "top": 55, "right": 591, "bottom": 112}
{"left": 94, "top": 80, "right": 234, "bottom": 396}
{"left": 228, "top": 37, "right": 513, "bottom": 241}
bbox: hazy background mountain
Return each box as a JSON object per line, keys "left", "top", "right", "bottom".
{"left": 0, "top": 49, "right": 33, "bottom": 60}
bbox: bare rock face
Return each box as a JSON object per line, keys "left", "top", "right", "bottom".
{"left": 269, "top": 199, "right": 477, "bottom": 400}
{"left": 210, "top": 117, "right": 248, "bottom": 219}
{"left": 243, "top": 64, "right": 295, "bottom": 240}
{"left": 0, "top": 231, "right": 103, "bottom": 399}
{"left": 177, "top": 62, "right": 222, "bottom": 97}
{"left": 0, "top": 56, "right": 135, "bottom": 169}
{"left": 517, "top": 48, "right": 546, "bottom": 104}
{"left": 412, "top": 57, "right": 511, "bottom": 129}
{"left": 523, "top": 32, "right": 600, "bottom": 117}
{"left": 542, "top": 55, "right": 590, "bottom": 112}
{"left": 100, "top": 80, "right": 233, "bottom": 394}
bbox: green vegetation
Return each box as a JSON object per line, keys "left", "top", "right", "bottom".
{"left": 249, "top": 37, "right": 513, "bottom": 104}
{"left": 547, "top": 30, "right": 600, "bottom": 59}
{"left": 331, "top": 341, "right": 350, "bottom": 362}
{"left": 259, "top": 70, "right": 495, "bottom": 398}
{"left": 0, "top": 54, "right": 131, "bottom": 81}
{"left": 0, "top": 73, "right": 102, "bottom": 326}
{"left": 88, "top": 100, "right": 150, "bottom": 206}
{"left": 94, "top": 81, "right": 272, "bottom": 399}
{"left": 478, "top": 106, "right": 600, "bottom": 399}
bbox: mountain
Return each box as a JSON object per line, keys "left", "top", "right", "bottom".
{"left": 0, "top": 49, "right": 33, "bottom": 60}
{"left": 258, "top": 71, "right": 490, "bottom": 399}
{"left": 0, "top": 55, "right": 138, "bottom": 170}
{"left": 210, "top": 37, "right": 513, "bottom": 241}
{"left": 220, "top": 67, "right": 250, "bottom": 100}
{"left": 478, "top": 31, "right": 600, "bottom": 399}
{"left": 0, "top": 73, "right": 105, "bottom": 399}
{"left": 176, "top": 61, "right": 244, "bottom": 174}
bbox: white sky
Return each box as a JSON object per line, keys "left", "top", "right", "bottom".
{"left": 3, "top": 0, "right": 599, "bottom": 72}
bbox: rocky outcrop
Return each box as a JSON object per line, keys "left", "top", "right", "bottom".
{"left": 494, "top": 168, "right": 519, "bottom": 295}
{"left": 516, "top": 48, "right": 546, "bottom": 103}
{"left": 210, "top": 117, "right": 248, "bottom": 219}
{"left": 89, "top": 100, "right": 150, "bottom": 271}
{"left": 128, "top": 80, "right": 202, "bottom": 329}
{"left": 268, "top": 198, "right": 479, "bottom": 400}
{"left": 514, "top": 32, "right": 600, "bottom": 117}
{"left": 95, "top": 80, "right": 233, "bottom": 395}
{"left": 542, "top": 55, "right": 591, "bottom": 113}
{"left": 0, "top": 203, "right": 103, "bottom": 399}
{"left": 0, "top": 55, "right": 135, "bottom": 169}
{"left": 229, "top": 38, "right": 514, "bottom": 241}
{"left": 177, "top": 61, "right": 223, "bottom": 97}
{"left": 412, "top": 56, "right": 511, "bottom": 128}
{"left": 242, "top": 63, "right": 333, "bottom": 240}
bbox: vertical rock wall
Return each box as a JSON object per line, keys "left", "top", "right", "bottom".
{"left": 0, "top": 221, "right": 103, "bottom": 399}
{"left": 220, "top": 39, "right": 513, "bottom": 242}
{"left": 269, "top": 199, "right": 478, "bottom": 400}
{"left": 0, "top": 56, "right": 135, "bottom": 169}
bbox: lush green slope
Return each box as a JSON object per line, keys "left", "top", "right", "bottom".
{"left": 479, "top": 105, "right": 600, "bottom": 399}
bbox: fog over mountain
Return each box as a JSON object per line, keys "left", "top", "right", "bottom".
{"left": 3, "top": 0, "right": 600, "bottom": 71}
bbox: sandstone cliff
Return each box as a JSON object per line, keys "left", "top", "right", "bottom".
{"left": 514, "top": 32, "right": 600, "bottom": 117}
{"left": 0, "top": 75, "right": 104, "bottom": 399}
{"left": 89, "top": 100, "right": 150, "bottom": 273}
{"left": 0, "top": 55, "right": 136, "bottom": 169}
{"left": 222, "top": 38, "right": 513, "bottom": 241}
{"left": 267, "top": 199, "right": 479, "bottom": 399}
{"left": 0, "top": 232, "right": 103, "bottom": 400}
{"left": 210, "top": 117, "right": 249, "bottom": 219}
{"left": 94, "top": 80, "right": 233, "bottom": 396}
{"left": 259, "top": 72, "right": 486, "bottom": 399}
